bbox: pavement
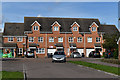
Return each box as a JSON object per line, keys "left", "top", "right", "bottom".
{"left": 1, "top": 58, "right": 119, "bottom": 79}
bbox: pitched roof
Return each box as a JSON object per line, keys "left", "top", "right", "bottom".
{"left": 99, "top": 25, "right": 119, "bottom": 35}
{"left": 3, "top": 43, "right": 17, "bottom": 48}
{"left": 3, "top": 17, "right": 119, "bottom": 36}
{"left": 3, "top": 23, "right": 24, "bottom": 36}
{"left": 24, "top": 17, "right": 100, "bottom": 32}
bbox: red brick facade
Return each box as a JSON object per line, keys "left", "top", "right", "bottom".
{"left": 3, "top": 21, "right": 105, "bottom": 58}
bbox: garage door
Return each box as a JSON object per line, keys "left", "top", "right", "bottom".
{"left": 47, "top": 49, "right": 56, "bottom": 55}
{"left": 77, "top": 49, "right": 84, "bottom": 55}
{"left": 86, "top": 49, "right": 94, "bottom": 57}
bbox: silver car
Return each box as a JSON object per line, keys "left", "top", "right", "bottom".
{"left": 70, "top": 52, "right": 81, "bottom": 58}
{"left": 52, "top": 51, "right": 66, "bottom": 62}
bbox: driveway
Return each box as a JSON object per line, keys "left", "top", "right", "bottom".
{"left": 2, "top": 58, "right": 119, "bottom": 79}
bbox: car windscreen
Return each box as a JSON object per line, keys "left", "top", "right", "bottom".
{"left": 73, "top": 52, "right": 79, "bottom": 54}
{"left": 54, "top": 52, "right": 65, "bottom": 55}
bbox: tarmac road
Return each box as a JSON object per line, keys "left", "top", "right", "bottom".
{"left": 2, "top": 58, "right": 119, "bottom": 79}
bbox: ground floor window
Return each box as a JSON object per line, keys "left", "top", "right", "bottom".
{"left": 17, "top": 48, "right": 23, "bottom": 54}
{"left": 36, "top": 48, "right": 45, "bottom": 54}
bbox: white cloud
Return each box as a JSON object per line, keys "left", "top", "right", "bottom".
{"left": 37, "top": 14, "right": 42, "bottom": 17}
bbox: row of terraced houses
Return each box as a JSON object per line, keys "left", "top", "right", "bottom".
{"left": 1, "top": 17, "right": 119, "bottom": 58}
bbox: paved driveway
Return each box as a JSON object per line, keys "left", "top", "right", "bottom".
{"left": 2, "top": 58, "right": 119, "bottom": 79}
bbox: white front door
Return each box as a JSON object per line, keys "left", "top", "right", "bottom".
{"left": 86, "top": 49, "right": 94, "bottom": 57}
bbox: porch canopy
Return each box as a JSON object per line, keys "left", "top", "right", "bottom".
{"left": 94, "top": 43, "right": 101, "bottom": 48}
{"left": 55, "top": 43, "right": 63, "bottom": 49}
{"left": 69, "top": 43, "right": 76, "bottom": 49}
{"left": 29, "top": 43, "right": 38, "bottom": 49}
{"left": 3, "top": 43, "right": 17, "bottom": 49}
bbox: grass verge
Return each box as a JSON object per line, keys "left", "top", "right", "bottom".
{"left": 1, "top": 71, "right": 24, "bottom": 80}
{"left": 69, "top": 61, "right": 120, "bottom": 75}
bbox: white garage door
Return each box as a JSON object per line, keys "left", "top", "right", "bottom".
{"left": 86, "top": 49, "right": 94, "bottom": 57}
{"left": 47, "top": 49, "right": 56, "bottom": 55}
{"left": 77, "top": 49, "right": 84, "bottom": 55}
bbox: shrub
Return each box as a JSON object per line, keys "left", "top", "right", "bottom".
{"left": 113, "top": 48, "right": 118, "bottom": 59}
{"left": 101, "top": 59, "right": 120, "bottom": 64}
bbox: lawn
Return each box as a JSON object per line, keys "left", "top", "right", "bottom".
{"left": 1, "top": 71, "right": 24, "bottom": 80}
{"left": 69, "top": 61, "right": 120, "bottom": 75}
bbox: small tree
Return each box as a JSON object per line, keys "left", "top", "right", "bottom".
{"left": 102, "top": 33, "right": 119, "bottom": 53}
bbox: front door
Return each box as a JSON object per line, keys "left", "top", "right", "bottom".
{"left": 10, "top": 49, "right": 14, "bottom": 56}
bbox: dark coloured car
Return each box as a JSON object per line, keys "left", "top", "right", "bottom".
{"left": 47, "top": 53, "right": 53, "bottom": 58}
{"left": 52, "top": 51, "right": 66, "bottom": 62}
{"left": 89, "top": 51, "right": 101, "bottom": 58}
{"left": 70, "top": 52, "right": 81, "bottom": 58}
{"left": 104, "top": 51, "right": 113, "bottom": 58}
{"left": 26, "top": 51, "right": 35, "bottom": 58}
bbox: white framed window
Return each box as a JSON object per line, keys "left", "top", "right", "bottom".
{"left": 38, "top": 37, "right": 43, "bottom": 42}
{"left": 49, "top": 37, "right": 54, "bottom": 42}
{"left": 17, "top": 48, "right": 22, "bottom": 54}
{"left": 8, "top": 37, "right": 13, "bottom": 42}
{"left": 33, "top": 26, "right": 38, "bottom": 30}
{"left": 77, "top": 37, "right": 82, "bottom": 42}
{"left": 17, "top": 37, "right": 23, "bottom": 42}
{"left": 58, "top": 37, "right": 63, "bottom": 42}
{"left": 68, "top": 37, "right": 74, "bottom": 42}
{"left": 28, "top": 37, "right": 34, "bottom": 42}
{"left": 87, "top": 37, "right": 92, "bottom": 42}
{"left": 73, "top": 27, "right": 78, "bottom": 31}
{"left": 36, "top": 48, "right": 45, "bottom": 54}
{"left": 96, "top": 37, "right": 101, "bottom": 42}
{"left": 54, "top": 26, "right": 59, "bottom": 31}
{"left": 92, "top": 27, "right": 96, "bottom": 31}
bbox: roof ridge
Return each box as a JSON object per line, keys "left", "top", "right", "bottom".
{"left": 101, "top": 24, "right": 116, "bottom": 26}
{"left": 5, "top": 23, "right": 24, "bottom": 24}
{"left": 24, "top": 16, "right": 99, "bottom": 20}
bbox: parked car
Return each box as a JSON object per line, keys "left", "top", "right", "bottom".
{"left": 52, "top": 51, "right": 66, "bottom": 62}
{"left": 47, "top": 53, "right": 53, "bottom": 58}
{"left": 104, "top": 51, "right": 113, "bottom": 58}
{"left": 26, "top": 51, "right": 35, "bottom": 58}
{"left": 89, "top": 51, "right": 101, "bottom": 58}
{"left": 81, "top": 53, "right": 85, "bottom": 57}
{"left": 70, "top": 52, "right": 81, "bottom": 58}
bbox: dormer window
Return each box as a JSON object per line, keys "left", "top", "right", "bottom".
{"left": 92, "top": 27, "right": 96, "bottom": 31}
{"left": 54, "top": 26, "right": 58, "bottom": 31}
{"left": 73, "top": 27, "right": 78, "bottom": 31}
{"left": 33, "top": 26, "right": 38, "bottom": 31}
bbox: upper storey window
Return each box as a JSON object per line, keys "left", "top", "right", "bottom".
{"left": 28, "top": 37, "right": 34, "bottom": 42}
{"left": 54, "top": 26, "right": 59, "bottom": 31}
{"left": 68, "top": 37, "right": 74, "bottom": 42}
{"left": 31, "top": 21, "right": 41, "bottom": 31}
{"left": 90, "top": 22, "right": 99, "bottom": 32}
{"left": 73, "top": 27, "right": 78, "bottom": 31}
{"left": 8, "top": 37, "right": 13, "bottom": 42}
{"left": 49, "top": 37, "right": 54, "bottom": 42}
{"left": 51, "top": 21, "right": 61, "bottom": 32}
{"left": 87, "top": 37, "right": 92, "bottom": 43}
{"left": 17, "top": 37, "right": 23, "bottom": 42}
{"left": 92, "top": 27, "right": 96, "bottom": 31}
{"left": 71, "top": 22, "right": 80, "bottom": 32}
{"left": 33, "top": 26, "right": 38, "bottom": 31}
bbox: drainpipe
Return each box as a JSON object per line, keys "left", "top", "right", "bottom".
{"left": 45, "top": 33, "right": 47, "bottom": 57}
{"left": 65, "top": 32, "right": 67, "bottom": 56}
{"left": 84, "top": 33, "right": 86, "bottom": 57}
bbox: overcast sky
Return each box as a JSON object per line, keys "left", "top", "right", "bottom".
{"left": 1, "top": 2, "right": 119, "bottom": 31}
